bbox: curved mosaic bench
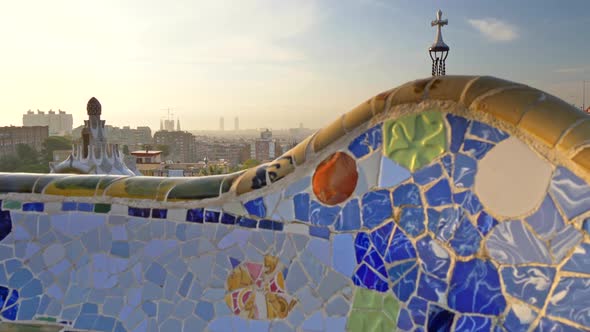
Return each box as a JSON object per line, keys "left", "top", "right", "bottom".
{"left": 0, "top": 76, "right": 589, "bottom": 332}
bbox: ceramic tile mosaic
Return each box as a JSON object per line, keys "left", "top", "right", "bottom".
{"left": 0, "top": 76, "right": 589, "bottom": 331}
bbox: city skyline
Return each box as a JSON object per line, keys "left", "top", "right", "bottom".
{"left": 0, "top": 0, "right": 588, "bottom": 130}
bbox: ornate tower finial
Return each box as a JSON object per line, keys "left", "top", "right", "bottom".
{"left": 87, "top": 97, "right": 102, "bottom": 116}
{"left": 429, "top": 9, "right": 450, "bottom": 76}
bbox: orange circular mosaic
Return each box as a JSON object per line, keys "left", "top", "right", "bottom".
{"left": 312, "top": 151, "right": 358, "bottom": 205}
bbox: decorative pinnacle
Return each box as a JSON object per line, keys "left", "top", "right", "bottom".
{"left": 87, "top": 97, "right": 102, "bottom": 116}
{"left": 430, "top": 9, "right": 449, "bottom": 52}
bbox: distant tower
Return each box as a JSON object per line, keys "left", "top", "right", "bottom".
{"left": 177, "top": 118, "right": 181, "bottom": 131}
{"left": 234, "top": 117, "right": 239, "bottom": 131}
{"left": 429, "top": 9, "right": 450, "bottom": 76}
{"left": 220, "top": 117, "right": 225, "bottom": 131}
{"left": 160, "top": 119, "right": 164, "bottom": 131}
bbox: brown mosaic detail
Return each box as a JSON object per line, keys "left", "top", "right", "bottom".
{"left": 267, "top": 156, "right": 294, "bottom": 184}
{"left": 427, "top": 75, "right": 474, "bottom": 102}
{"left": 572, "top": 147, "right": 590, "bottom": 172}
{"left": 312, "top": 115, "right": 346, "bottom": 153}
{"left": 557, "top": 119, "right": 590, "bottom": 154}
{"left": 371, "top": 88, "right": 395, "bottom": 116}
{"left": 460, "top": 76, "right": 522, "bottom": 107}
{"left": 389, "top": 78, "right": 432, "bottom": 106}
{"left": 285, "top": 134, "right": 314, "bottom": 167}
{"left": 470, "top": 86, "right": 544, "bottom": 125}
{"left": 343, "top": 99, "right": 373, "bottom": 132}
{"left": 518, "top": 94, "right": 587, "bottom": 147}
{"left": 312, "top": 152, "right": 358, "bottom": 205}
{"left": 235, "top": 164, "right": 269, "bottom": 196}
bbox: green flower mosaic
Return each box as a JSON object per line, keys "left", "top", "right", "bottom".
{"left": 346, "top": 287, "right": 400, "bottom": 332}
{"left": 383, "top": 110, "right": 446, "bottom": 172}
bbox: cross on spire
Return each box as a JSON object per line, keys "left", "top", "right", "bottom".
{"left": 429, "top": 9, "right": 450, "bottom": 76}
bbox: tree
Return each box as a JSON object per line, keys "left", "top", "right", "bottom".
{"left": 156, "top": 145, "right": 171, "bottom": 157}
{"left": 42, "top": 136, "right": 72, "bottom": 162}
{"left": 240, "top": 159, "right": 260, "bottom": 170}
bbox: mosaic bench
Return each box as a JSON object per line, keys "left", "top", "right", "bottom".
{"left": 0, "top": 76, "right": 589, "bottom": 332}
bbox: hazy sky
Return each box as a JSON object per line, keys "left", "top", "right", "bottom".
{"left": 0, "top": 0, "right": 588, "bottom": 131}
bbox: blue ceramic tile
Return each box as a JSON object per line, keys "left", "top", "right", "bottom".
{"left": 388, "top": 261, "right": 416, "bottom": 284}
{"left": 449, "top": 218, "right": 481, "bottom": 256}
{"left": 453, "top": 191, "right": 482, "bottom": 215}
{"left": 417, "top": 273, "right": 447, "bottom": 302}
{"left": 178, "top": 272, "right": 193, "bottom": 297}
{"left": 151, "top": 209, "right": 167, "bottom": 219}
{"left": 128, "top": 207, "right": 150, "bottom": 218}
{"left": 354, "top": 232, "right": 371, "bottom": 263}
{"left": 110, "top": 241, "right": 130, "bottom": 258}
{"left": 22, "top": 202, "right": 43, "bottom": 212}
{"left": 379, "top": 157, "right": 411, "bottom": 188}
{"left": 455, "top": 315, "right": 492, "bottom": 332}
{"left": 17, "top": 296, "right": 38, "bottom": 320}
{"left": 362, "top": 248, "right": 387, "bottom": 278}
{"left": 536, "top": 317, "right": 580, "bottom": 332}
{"left": 562, "top": 242, "right": 590, "bottom": 274}
{"left": 195, "top": 301, "right": 214, "bottom": 321}
{"left": 145, "top": 263, "right": 166, "bottom": 286}
{"left": 186, "top": 208, "right": 204, "bottom": 223}
{"left": 469, "top": 121, "right": 509, "bottom": 143}
{"left": 416, "top": 236, "right": 451, "bottom": 279}
{"left": 220, "top": 213, "right": 236, "bottom": 225}
{"left": 385, "top": 226, "right": 416, "bottom": 264}
{"left": 486, "top": 220, "right": 551, "bottom": 264}
{"left": 431, "top": 207, "right": 463, "bottom": 243}
{"left": 501, "top": 266, "right": 555, "bottom": 308}
{"left": 393, "top": 183, "right": 422, "bottom": 206}
{"left": 335, "top": 199, "right": 361, "bottom": 231}
{"left": 362, "top": 190, "right": 392, "bottom": 229}
{"left": 427, "top": 304, "right": 454, "bottom": 332}
{"left": 309, "top": 226, "right": 330, "bottom": 239}
{"left": 447, "top": 114, "right": 470, "bottom": 153}
{"left": 9, "top": 269, "right": 32, "bottom": 288}
{"left": 526, "top": 195, "right": 564, "bottom": 240}
{"left": 293, "top": 193, "right": 310, "bottom": 222}
{"left": 310, "top": 201, "right": 340, "bottom": 226}
{"left": 503, "top": 305, "right": 536, "bottom": 331}
{"left": 0, "top": 211, "right": 11, "bottom": 242}
{"left": 398, "top": 308, "right": 414, "bottom": 331}
{"left": 244, "top": 197, "right": 266, "bottom": 218}
{"left": 302, "top": 311, "right": 324, "bottom": 331}
{"left": 550, "top": 225, "right": 582, "bottom": 262}
{"left": 399, "top": 207, "right": 425, "bottom": 237}
{"left": 332, "top": 234, "right": 356, "bottom": 277}
{"left": 77, "top": 203, "right": 93, "bottom": 212}
{"left": 425, "top": 179, "right": 452, "bottom": 206}
{"left": 237, "top": 217, "right": 257, "bottom": 228}
{"left": 391, "top": 265, "right": 418, "bottom": 301}
{"left": 370, "top": 221, "right": 393, "bottom": 257}
{"left": 258, "top": 220, "right": 284, "bottom": 231}
{"left": 204, "top": 210, "right": 220, "bottom": 223}
{"left": 407, "top": 296, "right": 427, "bottom": 325}
{"left": 448, "top": 259, "right": 505, "bottom": 315}
{"left": 462, "top": 139, "right": 495, "bottom": 160}
{"left": 476, "top": 211, "right": 498, "bottom": 236}
{"left": 441, "top": 154, "right": 452, "bottom": 177}
{"left": 21, "top": 278, "right": 42, "bottom": 298}
{"left": 352, "top": 263, "right": 388, "bottom": 292}
{"left": 62, "top": 202, "right": 77, "bottom": 211}
{"left": 549, "top": 166, "right": 590, "bottom": 219}
{"left": 348, "top": 125, "right": 382, "bottom": 158}
{"left": 583, "top": 218, "right": 590, "bottom": 235}
{"left": 413, "top": 163, "right": 442, "bottom": 185}
{"left": 453, "top": 154, "right": 477, "bottom": 189}
{"left": 546, "top": 277, "right": 590, "bottom": 326}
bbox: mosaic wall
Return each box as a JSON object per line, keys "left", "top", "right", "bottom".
{"left": 0, "top": 76, "right": 589, "bottom": 332}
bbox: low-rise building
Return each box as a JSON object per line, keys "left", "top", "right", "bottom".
{"left": 0, "top": 126, "right": 48, "bottom": 157}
